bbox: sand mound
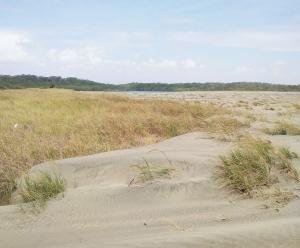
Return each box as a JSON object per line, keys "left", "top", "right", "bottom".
{"left": 1, "top": 132, "right": 299, "bottom": 247}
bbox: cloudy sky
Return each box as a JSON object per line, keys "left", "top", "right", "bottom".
{"left": 1, "top": 0, "right": 300, "bottom": 83}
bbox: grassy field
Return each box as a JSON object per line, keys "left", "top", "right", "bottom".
{"left": 0, "top": 89, "right": 243, "bottom": 203}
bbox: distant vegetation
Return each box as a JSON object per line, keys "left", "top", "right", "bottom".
{"left": 0, "top": 75, "right": 116, "bottom": 91}
{"left": 1, "top": 75, "right": 300, "bottom": 91}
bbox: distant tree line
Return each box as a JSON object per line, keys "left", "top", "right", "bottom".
{"left": 0, "top": 75, "right": 299, "bottom": 91}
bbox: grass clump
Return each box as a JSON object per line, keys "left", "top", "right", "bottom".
{"left": 277, "top": 147, "right": 299, "bottom": 181}
{"left": 264, "top": 122, "right": 300, "bottom": 135}
{"left": 21, "top": 171, "right": 65, "bottom": 207}
{"left": 278, "top": 147, "right": 298, "bottom": 159}
{"left": 220, "top": 137, "right": 299, "bottom": 195}
{"left": 220, "top": 138, "right": 274, "bottom": 194}
{"left": 132, "top": 159, "right": 174, "bottom": 183}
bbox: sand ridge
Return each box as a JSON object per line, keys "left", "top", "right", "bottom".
{"left": 0, "top": 131, "right": 299, "bottom": 247}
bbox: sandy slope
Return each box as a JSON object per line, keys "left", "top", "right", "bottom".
{"left": 0, "top": 132, "right": 299, "bottom": 248}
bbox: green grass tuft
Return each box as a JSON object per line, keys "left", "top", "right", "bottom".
{"left": 219, "top": 137, "right": 299, "bottom": 195}
{"left": 133, "top": 159, "right": 174, "bottom": 183}
{"left": 220, "top": 138, "right": 273, "bottom": 194}
{"left": 21, "top": 171, "right": 66, "bottom": 207}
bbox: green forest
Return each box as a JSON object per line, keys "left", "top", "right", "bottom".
{"left": 1, "top": 75, "right": 299, "bottom": 91}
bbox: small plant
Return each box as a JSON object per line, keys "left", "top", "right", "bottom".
{"left": 21, "top": 171, "right": 66, "bottom": 207}
{"left": 277, "top": 155, "right": 299, "bottom": 181}
{"left": 132, "top": 159, "right": 174, "bottom": 183}
{"left": 278, "top": 147, "right": 298, "bottom": 159}
{"left": 277, "top": 147, "right": 299, "bottom": 181}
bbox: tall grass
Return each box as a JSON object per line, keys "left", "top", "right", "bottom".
{"left": 0, "top": 89, "right": 235, "bottom": 203}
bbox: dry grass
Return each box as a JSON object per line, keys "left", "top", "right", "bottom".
{"left": 279, "top": 146, "right": 298, "bottom": 159}
{"left": 204, "top": 115, "right": 249, "bottom": 141}
{"left": 264, "top": 122, "right": 300, "bottom": 135}
{"left": 262, "top": 187, "right": 298, "bottom": 208}
{"left": 219, "top": 137, "right": 299, "bottom": 195}
{"left": 277, "top": 147, "right": 299, "bottom": 180}
{"left": 0, "top": 89, "right": 236, "bottom": 203}
{"left": 292, "top": 103, "right": 300, "bottom": 113}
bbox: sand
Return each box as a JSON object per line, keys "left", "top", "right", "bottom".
{"left": 0, "top": 91, "right": 300, "bottom": 247}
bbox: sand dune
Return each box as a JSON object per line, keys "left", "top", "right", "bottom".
{"left": 1, "top": 132, "right": 299, "bottom": 247}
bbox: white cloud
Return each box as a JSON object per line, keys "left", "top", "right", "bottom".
{"left": 181, "top": 59, "right": 197, "bottom": 69}
{"left": 47, "top": 48, "right": 79, "bottom": 63}
{"left": 47, "top": 46, "right": 103, "bottom": 67}
{"left": 142, "top": 58, "right": 199, "bottom": 69}
{"left": 169, "top": 29, "right": 300, "bottom": 52}
{"left": 234, "top": 66, "right": 253, "bottom": 74}
{"left": 143, "top": 59, "right": 177, "bottom": 68}
{"left": 0, "top": 30, "right": 32, "bottom": 62}
{"left": 45, "top": 47, "right": 201, "bottom": 71}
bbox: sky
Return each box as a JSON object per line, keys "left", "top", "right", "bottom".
{"left": 0, "top": 0, "right": 300, "bottom": 84}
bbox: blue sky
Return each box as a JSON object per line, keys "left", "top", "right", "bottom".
{"left": 0, "top": 0, "right": 300, "bottom": 83}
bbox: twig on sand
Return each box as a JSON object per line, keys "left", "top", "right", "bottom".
{"left": 128, "top": 176, "right": 135, "bottom": 187}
